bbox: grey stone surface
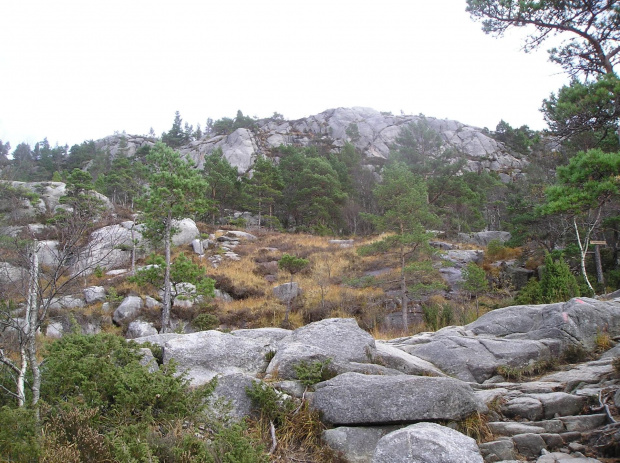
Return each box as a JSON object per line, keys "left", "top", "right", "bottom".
{"left": 479, "top": 440, "right": 516, "bottom": 461}
{"left": 126, "top": 320, "right": 158, "bottom": 339}
{"left": 231, "top": 327, "right": 292, "bottom": 348}
{"left": 373, "top": 342, "right": 446, "bottom": 377}
{"left": 83, "top": 286, "right": 106, "bottom": 304}
{"left": 399, "top": 334, "right": 555, "bottom": 383}
{"left": 225, "top": 230, "right": 257, "bottom": 241}
{"left": 488, "top": 422, "right": 547, "bottom": 436}
{"left": 49, "top": 295, "right": 85, "bottom": 310}
{"left": 162, "top": 330, "right": 270, "bottom": 386}
{"left": 277, "top": 318, "right": 376, "bottom": 365}
{"left": 529, "top": 392, "right": 586, "bottom": 419}
{"left": 558, "top": 414, "right": 607, "bottom": 432}
{"left": 512, "top": 433, "right": 547, "bottom": 459}
{"left": 273, "top": 282, "right": 301, "bottom": 302}
{"left": 458, "top": 231, "right": 511, "bottom": 246}
{"left": 540, "top": 360, "right": 614, "bottom": 390}
{"left": 502, "top": 396, "right": 545, "bottom": 421}
{"left": 138, "top": 347, "right": 159, "bottom": 373}
{"left": 311, "top": 372, "right": 485, "bottom": 425}
{"left": 209, "top": 373, "right": 258, "bottom": 421}
{"left": 0, "top": 261, "right": 26, "bottom": 285}
{"left": 191, "top": 238, "right": 204, "bottom": 255}
{"left": 112, "top": 296, "right": 143, "bottom": 325}
{"left": 71, "top": 223, "right": 138, "bottom": 275}
{"left": 467, "top": 298, "right": 620, "bottom": 351}
{"left": 323, "top": 426, "right": 402, "bottom": 463}
{"left": 371, "top": 422, "right": 484, "bottom": 463}
{"left": 171, "top": 218, "right": 199, "bottom": 246}
{"left": 37, "top": 240, "right": 61, "bottom": 266}
{"left": 536, "top": 451, "right": 602, "bottom": 462}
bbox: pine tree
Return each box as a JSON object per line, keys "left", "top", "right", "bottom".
{"left": 138, "top": 143, "right": 212, "bottom": 332}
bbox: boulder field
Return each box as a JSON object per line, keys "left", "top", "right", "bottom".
{"left": 136, "top": 297, "right": 620, "bottom": 462}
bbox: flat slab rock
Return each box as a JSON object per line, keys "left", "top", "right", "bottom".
{"left": 311, "top": 372, "right": 486, "bottom": 425}
{"left": 162, "top": 330, "right": 270, "bottom": 386}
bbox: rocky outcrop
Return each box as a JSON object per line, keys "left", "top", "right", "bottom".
{"left": 129, "top": 297, "right": 620, "bottom": 462}
{"left": 95, "top": 107, "right": 527, "bottom": 178}
{"left": 387, "top": 298, "right": 620, "bottom": 383}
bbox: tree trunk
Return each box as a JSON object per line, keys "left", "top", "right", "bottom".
{"left": 594, "top": 244, "right": 605, "bottom": 286}
{"left": 574, "top": 217, "right": 595, "bottom": 294}
{"left": 25, "top": 240, "right": 40, "bottom": 411}
{"left": 400, "top": 242, "right": 408, "bottom": 333}
{"left": 162, "top": 215, "right": 172, "bottom": 332}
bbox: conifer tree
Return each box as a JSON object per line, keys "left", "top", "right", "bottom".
{"left": 138, "top": 143, "right": 211, "bottom": 332}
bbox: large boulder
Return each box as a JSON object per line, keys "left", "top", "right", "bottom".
{"left": 373, "top": 342, "right": 446, "bottom": 377}
{"left": 323, "top": 426, "right": 402, "bottom": 463}
{"left": 231, "top": 327, "right": 292, "bottom": 348}
{"left": 278, "top": 318, "right": 377, "bottom": 364}
{"left": 273, "top": 282, "right": 301, "bottom": 302}
{"left": 386, "top": 298, "right": 620, "bottom": 383}
{"left": 0, "top": 262, "right": 26, "bottom": 285}
{"left": 37, "top": 240, "right": 61, "bottom": 266}
{"left": 112, "top": 296, "right": 143, "bottom": 325}
{"left": 392, "top": 327, "right": 558, "bottom": 383}
{"left": 311, "top": 373, "right": 485, "bottom": 425}
{"left": 208, "top": 373, "right": 259, "bottom": 421}
{"left": 371, "top": 422, "right": 484, "bottom": 463}
{"left": 71, "top": 223, "right": 139, "bottom": 275}
{"left": 171, "top": 218, "right": 200, "bottom": 246}
{"left": 83, "top": 286, "right": 106, "bottom": 304}
{"left": 126, "top": 320, "right": 158, "bottom": 339}
{"left": 162, "top": 330, "right": 270, "bottom": 386}
{"left": 467, "top": 297, "right": 620, "bottom": 350}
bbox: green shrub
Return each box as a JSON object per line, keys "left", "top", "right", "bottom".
{"left": 486, "top": 239, "right": 505, "bottom": 259}
{"left": 0, "top": 406, "right": 40, "bottom": 462}
{"left": 246, "top": 381, "right": 294, "bottom": 426}
{"left": 293, "top": 359, "right": 336, "bottom": 387}
{"left": 540, "top": 253, "right": 580, "bottom": 303}
{"left": 192, "top": 313, "right": 220, "bottom": 331}
{"left": 515, "top": 278, "right": 543, "bottom": 304}
{"left": 423, "top": 303, "right": 453, "bottom": 331}
{"left": 41, "top": 333, "right": 212, "bottom": 423}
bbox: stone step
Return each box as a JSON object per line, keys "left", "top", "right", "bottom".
{"left": 488, "top": 415, "right": 608, "bottom": 437}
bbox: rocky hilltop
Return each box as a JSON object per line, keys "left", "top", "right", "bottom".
{"left": 96, "top": 107, "right": 527, "bottom": 180}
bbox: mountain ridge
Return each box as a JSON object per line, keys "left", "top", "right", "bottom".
{"left": 95, "top": 107, "right": 527, "bottom": 181}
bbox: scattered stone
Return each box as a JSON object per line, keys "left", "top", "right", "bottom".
{"left": 171, "top": 218, "right": 199, "bottom": 246}
{"left": 273, "top": 282, "right": 301, "bottom": 302}
{"left": 512, "top": 433, "right": 547, "bottom": 459}
{"left": 126, "top": 320, "right": 158, "bottom": 339}
{"left": 83, "top": 286, "right": 106, "bottom": 304}
{"left": 112, "top": 296, "right": 143, "bottom": 325}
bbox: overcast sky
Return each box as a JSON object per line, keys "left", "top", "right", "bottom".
{"left": 0, "top": 0, "right": 569, "bottom": 149}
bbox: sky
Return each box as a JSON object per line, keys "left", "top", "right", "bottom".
{"left": 0, "top": 0, "right": 570, "bottom": 149}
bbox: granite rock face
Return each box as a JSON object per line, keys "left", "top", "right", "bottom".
{"left": 162, "top": 330, "right": 270, "bottom": 386}
{"left": 94, "top": 107, "right": 527, "bottom": 178}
